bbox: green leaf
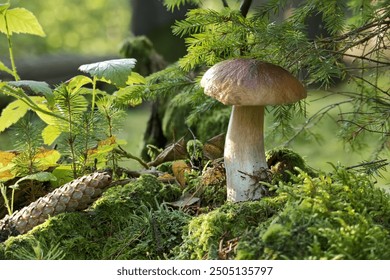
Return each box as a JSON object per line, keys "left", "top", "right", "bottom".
{"left": 51, "top": 165, "right": 74, "bottom": 187}
{"left": 86, "top": 137, "right": 125, "bottom": 169}
{"left": 42, "top": 125, "right": 62, "bottom": 145}
{"left": 15, "top": 172, "right": 57, "bottom": 185}
{"left": 33, "top": 149, "right": 61, "bottom": 171}
{"left": 66, "top": 75, "right": 92, "bottom": 94}
{"left": 0, "top": 8, "right": 45, "bottom": 36}
{"left": 35, "top": 104, "right": 57, "bottom": 125}
{"left": 126, "top": 72, "right": 146, "bottom": 85}
{"left": 0, "top": 3, "right": 10, "bottom": 14}
{"left": 28, "top": 96, "right": 64, "bottom": 126}
{"left": 0, "top": 99, "right": 30, "bottom": 132}
{"left": 0, "top": 60, "right": 13, "bottom": 75}
{"left": 8, "top": 80, "right": 52, "bottom": 96}
{"left": 78, "top": 58, "right": 137, "bottom": 88}
{"left": 0, "top": 150, "right": 17, "bottom": 181}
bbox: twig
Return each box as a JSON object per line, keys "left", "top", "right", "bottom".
{"left": 332, "top": 51, "right": 390, "bottom": 66}
{"left": 108, "top": 178, "right": 136, "bottom": 188}
{"left": 337, "top": 119, "right": 390, "bottom": 135}
{"left": 284, "top": 99, "right": 353, "bottom": 146}
{"left": 114, "top": 146, "right": 149, "bottom": 169}
{"left": 351, "top": 75, "right": 390, "bottom": 96}
{"left": 346, "top": 159, "right": 388, "bottom": 170}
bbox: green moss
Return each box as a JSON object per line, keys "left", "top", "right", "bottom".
{"left": 4, "top": 235, "right": 66, "bottom": 260}
{"left": 174, "top": 198, "right": 284, "bottom": 259}
{"left": 236, "top": 167, "right": 390, "bottom": 260}
{"left": 102, "top": 205, "right": 191, "bottom": 259}
{"left": 0, "top": 242, "right": 5, "bottom": 260}
{"left": 4, "top": 212, "right": 99, "bottom": 259}
{"left": 2, "top": 175, "right": 182, "bottom": 259}
{"left": 162, "top": 100, "right": 194, "bottom": 141}
{"left": 194, "top": 106, "right": 230, "bottom": 142}
{"left": 173, "top": 164, "right": 390, "bottom": 260}
{"left": 3, "top": 161, "right": 389, "bottom": 260}
{"left": 266, "top": 148, "right": 316, "bottom": 182}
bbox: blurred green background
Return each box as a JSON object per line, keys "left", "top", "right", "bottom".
{"left": 1, "top": 0, "right": 131, "bottom": 56}
{"left": 0, "top": 0, "right": 388, "bottom": 187}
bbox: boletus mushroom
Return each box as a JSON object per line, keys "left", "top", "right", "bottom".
{"left": 201, "top": 58, "right": 306, "bottom": 202}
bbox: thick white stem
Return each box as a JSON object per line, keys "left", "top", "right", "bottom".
{"left": 224, "top": 105, "right": 268, "bottom": 202}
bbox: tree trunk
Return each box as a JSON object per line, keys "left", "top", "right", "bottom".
{"left": 130, "top": 0, "right": 190, "bottom": 62}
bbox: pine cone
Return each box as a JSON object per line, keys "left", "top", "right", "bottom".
{"left": 0, "top": 172, "right": 111, "bottom": 242}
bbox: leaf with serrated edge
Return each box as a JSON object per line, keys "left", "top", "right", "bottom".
{"left": 0, "top": 61, "right": 13, "bottom": 75}
{"left": 79, "top": 59, "right": 137, "bottom": 88}
{"left": 126, "top": 72, "right": 146, "bottom": 85}
{"left": 0, "top": 8, "right": 45, "bottom": 36}
{"left": 0, "top": 151, "right": 17, "bottom": 181}
{"left": 66, "top": 75, "right": 92, "bottom": 94}
{"left": 34, "top": 149, "right": 61, "bottom": 170}
{"left": 42, "top": 125, "right": 62, "bottom": 145}
{"left": 16, "top": 172, "right": 57, "bottom": 185}
{"left": 0, "top": 99, "right": 30, "bottom": 132}
{"left": 8, "top": 80, "right": 52, "bottom": 96}
{"left": 51, "top": 165, "right": 74, "bottom": 187}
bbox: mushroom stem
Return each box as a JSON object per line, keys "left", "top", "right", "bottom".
{"left": 224, "top": 105, "right": 268, "bottom": 202}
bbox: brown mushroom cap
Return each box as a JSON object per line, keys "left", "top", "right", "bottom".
{"left": 201, "top": 58, "right": 307, "bottom": 106}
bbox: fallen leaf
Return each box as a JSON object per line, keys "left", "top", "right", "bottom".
{"left": 172, "top": 160, "right": 191, "bottom": 187}
{"left": 169, "top": 193, "right": 200, "bottom": 208}
{"left": 147, "top": 137, "right": 187, "bottom": 167}
{"left": 203, "top": 133, "right": 225, "bottom": 160}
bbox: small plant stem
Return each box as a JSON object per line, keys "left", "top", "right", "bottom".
{"left": 0, "top": 184, "right": 13, "bottom": 215}
{"left": 4, "top": 12, "right": 20, "bottom": 81}
{"left": 10, "top": 187, "right": 15, "bottom": 214}
{"left": 114, "top": 146, "right": 149, "bottom": 169}
{"left": 2, "top": 84, "right": 70, "bottom": 123}
{"left": 65, "top": 89, "right": 78, "bottom": 178}
{"left": 91, "top": 76, "right": 97, "bottom": 113}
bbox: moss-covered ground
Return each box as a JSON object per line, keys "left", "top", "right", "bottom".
{"left": 1, "top": 149, "right": 389, "bottom": 260}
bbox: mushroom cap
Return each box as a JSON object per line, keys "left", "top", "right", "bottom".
{"left": 200, "top": 58, "right": 307, "bottom": 106}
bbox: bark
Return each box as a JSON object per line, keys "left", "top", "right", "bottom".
{"left": 130, "top": 0, "right": 191, "bottom": 62}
